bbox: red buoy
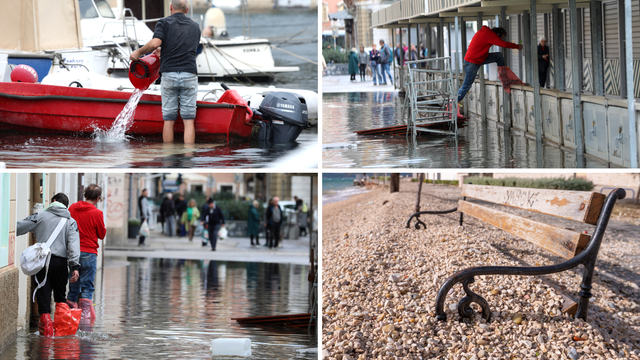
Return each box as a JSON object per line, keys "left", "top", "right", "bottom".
{"left": 129, "top": 54, "right": 160, "bottom": 90}
{"left": 11, "top": 65, "right": 38, "bottom": 83}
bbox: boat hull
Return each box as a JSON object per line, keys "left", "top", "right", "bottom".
{"left": 0, "top": 82, "right": 253, "bottom": 143}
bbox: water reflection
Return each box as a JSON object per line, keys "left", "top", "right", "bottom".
{"left": 1, "top": 258, "right": 316, "bottom": 360}
{"left": 0, "top": 131, "right": 317, "bottom": 168}
{"left": 322, "top": 92, "right": 609, "bottom": 168}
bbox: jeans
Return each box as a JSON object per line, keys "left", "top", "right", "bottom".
{"left": 164, "top": 215, "right": 175, "bottom": 237}
{"left": 379, "top": 62, "right": 393, "bottom": 84}
{"left": 370, "top": 62, "right": 381, "bottom": 84}
{"left": 161, "top": 72, "right": 198, "bottom": 121}
{"left": 67, "top": 252, "right": 97, "bottom": 303}
{"left": 209, "top": 224, "right": 221, "bottom": 250}
{"left": 457, "top": 52, "right": 505, "bottom": 102}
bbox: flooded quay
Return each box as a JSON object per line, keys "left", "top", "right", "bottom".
{"left": 322, "top": 92, "right": 610, "bottom": 168}
{"left": 0, "top": 258, "right": 316, "bottom": 360}
{"left": 0, "top": 131, "right": 317, "bottom": 168}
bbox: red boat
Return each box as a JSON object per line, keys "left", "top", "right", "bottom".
{"left": 0, "top": 82, "right": 253, "bottom": 143}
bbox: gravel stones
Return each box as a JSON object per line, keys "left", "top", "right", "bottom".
{"left": 322, "top": 183, "right": 640, "bottom": 360}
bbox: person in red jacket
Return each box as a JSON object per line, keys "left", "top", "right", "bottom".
{"left": 457, "top": 26, "right": 523, "bottom": 104}
{"left": 68, "top": 184, "right": 107, "bottom": 323}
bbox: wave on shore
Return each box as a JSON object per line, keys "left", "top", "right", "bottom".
{"left": 322, "top": 187, "right": 370, "bottom": 205}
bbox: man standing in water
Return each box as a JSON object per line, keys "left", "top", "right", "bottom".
{"left": 456, "top": 26, "right": 522, "bottom": 106}
{"left": 68, "top": 184, "right": 107, "bottom": 322}
{"left": 130, "top": 0, "right": 201, "bottom": 144}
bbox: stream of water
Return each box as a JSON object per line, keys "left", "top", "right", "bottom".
{"left": 93, "top": 89, "right": 144, "bottom": 142}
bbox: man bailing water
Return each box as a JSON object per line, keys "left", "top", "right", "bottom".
{"left": 456, "top": 26, "right": 523, "bottom": 108}
{"left": 130, "top": 0, "right": 201, "bottom": 144}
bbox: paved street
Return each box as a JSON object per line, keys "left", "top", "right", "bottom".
{"left": 105, "top": 229, "right": 312, "bottom": 265}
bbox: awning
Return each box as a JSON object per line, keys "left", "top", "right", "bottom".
{"left": 328, "top": 10, "right": 353, "bottom": 20}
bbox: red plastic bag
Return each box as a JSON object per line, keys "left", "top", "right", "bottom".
{"left": 497, "top": 66, "right": 524, "bottom": 93}
{"left": 53, "top": 302, "right": 82, "bottom": 336}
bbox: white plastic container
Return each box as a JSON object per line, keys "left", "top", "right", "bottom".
{"left": 211, "top": 338, "right": 251, "bottom": 357}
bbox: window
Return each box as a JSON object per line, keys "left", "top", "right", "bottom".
{"left": 220, "top": 185, "right": 233, "bottom": 193}
{"left": 79, "top": 0, "right": 98, "bottom": 19}
{"left": 95, "top": 0, "right": 116, "bottom": 19}
{"left": 191, "top": 185, "right": 204, "bottom": 193}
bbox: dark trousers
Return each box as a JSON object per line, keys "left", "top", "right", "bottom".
{"left": 269, "top": 224, "right": 281, "bottom": 248}
{"left": 139, "top": 217, "right": 146, "bottom": 245}
{"left": 35, "top": 255, "right": 69, "bottom": 315}
{"left": 359, "top": 64, "right": 366, "bottom": 80}
{"left": 350, "top": 73, "right": 356, "bottom": 81}
{"left": 250, "top": 234, "right": 259, "bottom": 245}
{"left": 539, "top": 69, "right": 547, "bottom": 88}
{"left": 209, "top": 224, "right": 221, "bottom": 250}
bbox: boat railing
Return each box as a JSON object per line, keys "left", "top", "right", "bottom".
{"left": 121, "top": 8, "right": 140, "bottom": 52}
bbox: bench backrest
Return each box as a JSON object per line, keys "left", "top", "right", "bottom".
{"left": 459, "top": 184, "right": 606, "bottom": 260}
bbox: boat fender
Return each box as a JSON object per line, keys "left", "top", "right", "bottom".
{"left": 11, "top": 65, "right": 38, "bottom": 83}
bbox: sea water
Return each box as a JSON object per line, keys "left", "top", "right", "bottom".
{"left": 93, "top": 88, "right": 145, "bottom": 142}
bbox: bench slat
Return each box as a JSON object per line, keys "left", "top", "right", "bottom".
{"left": 461, "top": 185, "right": 605, "bottom": 225}
{"left": 459, "top": 200, "right": 591, "bottom": 260}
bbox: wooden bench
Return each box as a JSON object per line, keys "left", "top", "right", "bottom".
{"left": 406, "top": 184, "right": 627, "bottom": 322}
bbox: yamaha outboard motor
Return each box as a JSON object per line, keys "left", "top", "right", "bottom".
{"left": 255, "top": 92, "right": 309, "bottom": 143}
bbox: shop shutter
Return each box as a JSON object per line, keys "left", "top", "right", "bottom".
{"left": 603, "top": 1, "right": 619, "bottom": 59}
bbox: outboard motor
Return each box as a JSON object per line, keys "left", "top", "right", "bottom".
{"left": 255, "top": 92, "right": 309, "bottom": 143}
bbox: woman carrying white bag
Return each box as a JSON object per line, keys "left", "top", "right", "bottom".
{"left": 17, "top": 193, "right": 81, "bottom": 337}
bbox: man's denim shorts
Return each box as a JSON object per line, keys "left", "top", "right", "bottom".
{"left": 160, "top": 72, "right": 198, "bottom": 121}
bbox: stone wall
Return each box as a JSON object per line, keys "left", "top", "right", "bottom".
{"left": 0, "top": 267, "right": 18, "bottom": 354}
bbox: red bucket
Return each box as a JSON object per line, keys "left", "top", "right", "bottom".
{"left": 129, "top": 54, "right": 160, "bottom": 90}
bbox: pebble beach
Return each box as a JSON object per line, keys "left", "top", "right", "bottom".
{"left": 322, "top": 182, "right": 640, "bottom": 360}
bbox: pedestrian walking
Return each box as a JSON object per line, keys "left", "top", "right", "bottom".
{"left": 129, "top": 0, "right": 200, "bottom": 143}
{"left": 394, "top": 43, "right": 405, "bottom": 67}
{"left": 456, "top": 26, "right": 522, "bottom": 106}
{"left": 138, "top": 189, "right": 152, "bottom": 246}
{"left": 378, "top": 39, "right": 393, "bottom": 85}
{"left": 248, "top": 200, "right": 261, "bottom": 246}
{"left": 181, "top": 199, "right": 200, "bottom": 241}
{"left": 17, "top": 193, "right": 81, "bottom": 337}
{"left": 68, "top": 184, "right": 107, "bottom": 323}
{"left": 538, "top": 36, "right": 550, "bottom": 88}
{"left": 175, "top": 194, "right": 187, "bottom": 236}
{"left": 206, "top": 199, "right": 225, "bottom": 251}
{"left": 369, "top": 44, "right": 381, "bottom": 86}
{"left": 358, "top": 46, "right": 368, "bottom": 82}
{"left": 348, "top": 48, "right": 358, "bottom": 82}
{"left": 296, "top": 198, "right": 308, "bottom": 237}
{"left": 263, "top": 198, "right": 273, "bottom": 247}
{"left": 266, "top": 197, "right": 283, "bottom": 249}
{"left": 200, "top": 198, "right": 211, "bottom": 246}
{"left": 160, "top": 193, "right": 176, "bottom": 237}
{"left": 405, "top": 44, "right": 418, "bottom": 68}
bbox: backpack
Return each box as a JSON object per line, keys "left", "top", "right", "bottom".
{"left": 380, "top": 45, "right": 391, "bottom": 64}
{"left": 20, "top": 217, "right": 67, "bottom": 302}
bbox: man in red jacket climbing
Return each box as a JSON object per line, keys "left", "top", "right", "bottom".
{"left": 457, "top": 26, "right": 523, "bottom": 105}
{"left": 68, "top": 184, "right": 107, "bottom": 323}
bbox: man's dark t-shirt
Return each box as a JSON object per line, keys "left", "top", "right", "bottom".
{"left": 153, "top": 13, "right": 200, "bottom": 74}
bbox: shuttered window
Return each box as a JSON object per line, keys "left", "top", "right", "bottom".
{"left": 536, "top": 13, "right": 544, "bottom": 42}
{"left": 510, "top": 14, "right": 520, "bottom": 76}
{"left": 633, "top": 0, "right": 640, "bottom": 58}
{"left": 603, "top": 1, "right": 619, "bottom": 59}
{"left": 583, "top": 7, "right": 592, "bottom": 59}
{"left": 565, "top": 10, "right": 572, "bottom": 59}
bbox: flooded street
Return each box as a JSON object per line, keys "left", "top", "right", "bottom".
{"left": 0, "top": 258, "right": 316, "bottom": 360}
{"left": 0, "top": 130, "right": 317, "bottom": 168}
{"left": 322, "top": 92, "right": 610, "bottom": 168}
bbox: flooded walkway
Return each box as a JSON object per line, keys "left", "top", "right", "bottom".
{"left": 0, "top": 131, "right": 317, "bottom": 168}
{"left": 322, "top": 92, "right": 610, "bottom": 168}
{"left": 0, "top": 258, "right": 316, "bottom": 359}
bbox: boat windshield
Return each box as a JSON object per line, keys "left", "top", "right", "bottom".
{"left": 79, "top": 0, "right": 115, "bottom": 19}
